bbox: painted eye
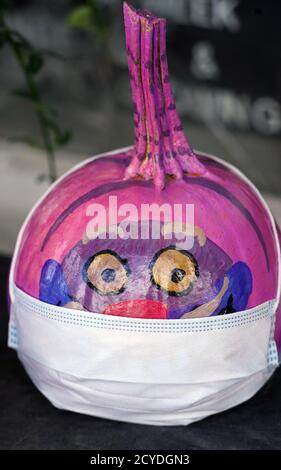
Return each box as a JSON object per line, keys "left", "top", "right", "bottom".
{"left": 150, "top": 246, "right": 199, "bottom": 296}
{"left": 83, "top": 250, "right": 130, "bottom": 295}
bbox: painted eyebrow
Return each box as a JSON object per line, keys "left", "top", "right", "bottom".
{"left": 41, "top": 179, "right": 152, "bottom": 251}
{"left": 40, "top": 173, "right": 269, "bottom": 271}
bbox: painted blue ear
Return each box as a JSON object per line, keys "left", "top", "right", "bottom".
{"left": 39, "top": 259, "right": 72, "bottom": 306}
{"left": 214, "top": 261, "right": 253, "bottom": 315}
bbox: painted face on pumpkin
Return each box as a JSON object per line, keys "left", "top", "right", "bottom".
{"left": 39, "top": 220, "right": 252, "bottom": 319}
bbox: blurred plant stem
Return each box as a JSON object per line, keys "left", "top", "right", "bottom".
{"left": 0, "top": 4, "right": 71, "bottom": 183}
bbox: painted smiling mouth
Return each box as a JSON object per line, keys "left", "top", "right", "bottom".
{"left": 63, "top": 298, "right": 169, "bottom": 319}
{"left": 102, "top": 299, "right": 168, "bottom": 319}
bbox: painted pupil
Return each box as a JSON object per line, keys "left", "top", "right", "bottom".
{"left": 171, "top": 268, "right": 186, "bottom": 284}
{"left": 101, "top": 268, "right": 116, "bottom": 283}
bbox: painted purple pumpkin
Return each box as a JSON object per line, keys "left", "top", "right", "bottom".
{"left": 12, "top": 4, "right": 280, "bottom": 348}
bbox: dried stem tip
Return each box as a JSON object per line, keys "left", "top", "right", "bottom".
{"left": 123, "top": 2, "right": 206, "bottom": 189}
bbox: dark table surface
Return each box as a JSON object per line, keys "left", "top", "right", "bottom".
{"left": 1, "top": 254, "right": 281, "bottom": 450}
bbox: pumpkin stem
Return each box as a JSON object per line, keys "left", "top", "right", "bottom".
{"left": 123, "top": 2, "right": 206, "bottom": 189}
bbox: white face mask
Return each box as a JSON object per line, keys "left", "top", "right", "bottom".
{"left": 8, "top": 283, "right": 278, "bottom": 426}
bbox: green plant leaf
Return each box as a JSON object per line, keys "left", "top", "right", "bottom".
{"left": 9, "top": 30, "right": 31, "bottom": 49}
{"left": 47, "top": 117, "right": 60, "bottom": 134}
{"left": 28, "top": 51, "right": 43, "bottom": 74}
{"left": 47, "top": 117, "right": 72, "bottom": 147}
{"left": 54, "top": 128, "right": 72, "bottom": 147}
{"left": 11, "top": 87, "right": 33, "bottom": 100}
{"left": 67, "top": 6, "right": 93, "bottom": 31}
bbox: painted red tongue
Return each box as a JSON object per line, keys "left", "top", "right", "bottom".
{"left": 103, "top": 299, "right": 168, "bottom": 319}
